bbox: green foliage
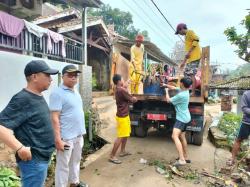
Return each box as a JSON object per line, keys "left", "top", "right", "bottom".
{"left": 149, "top": 160, "right": 166, "bottom": 170}
{"left": 88, "top": 4, "right": 149, "bottom": 40}
{"left": 224, "top": 13, "right": 250, "bottom": 62}
{"left": 218, "top": 112, "right": 242, "bottom": 145}
{"left": 0, "top": 167, "right": 21, "bottom": 187}
{"left": 226, "top": 63, "right": 250, "bottom": 79}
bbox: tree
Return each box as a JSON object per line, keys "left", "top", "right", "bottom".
{"left": 224, "top": 12, "right": 250, "bottom": 63}
{"left": 88, "top": 4, "right": 149, "bottom": 40}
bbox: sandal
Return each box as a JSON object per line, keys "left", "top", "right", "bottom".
{"left": 173, "top": 160, "right": 186, "bottom": 167}
{"left": 119, "top": 152, "right": 132, "bottom": 157}
{"left": 176, "top": 157, "right": 191, "bottom": 163}
{"left": 226, "top": 159, "right": 235, "bottom": 167}
{"left": 109, "top": 158, "right": 122, "bottom": 164}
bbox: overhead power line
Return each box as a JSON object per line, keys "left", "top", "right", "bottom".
{"left": 131, "top": 0, "right": 176, "bottom": 45}
{"left": 149, "top": 0, "right": 184, "bottom": 42}
{"left": 120, "top": 0, "right": 174, "bottom": 48}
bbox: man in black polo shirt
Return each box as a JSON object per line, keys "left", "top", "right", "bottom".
{"left": 0, "top": 60, "right": 58, "bottom": 187}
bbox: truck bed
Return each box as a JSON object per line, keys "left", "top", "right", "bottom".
{"left": 132, "top": 94, "right": 205, "bottom": 103}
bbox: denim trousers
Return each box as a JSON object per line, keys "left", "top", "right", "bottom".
{"left": 18, "top": 159, "right": 49, "bottom": 187}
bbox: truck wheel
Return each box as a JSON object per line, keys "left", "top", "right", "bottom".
{"left": 192, "top": 130, "right": 204, "bottom": 146}
{"left": 135, "top": 125, "right": 148, "bottom": 137}
{"left": 131, "top": 126, "right": 136, "bottom": 137}
{"left": 185, "top": 131, "right": 192, "bottom": 144}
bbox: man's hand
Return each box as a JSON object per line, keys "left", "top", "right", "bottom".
{"left": 17, "top": 146, "right": 32, "bottom": 161}
{"left": 132, "top": 96, "right": 137, "bottom": 103}
{"left": 55, "top": 139, "right": 67, "bottom": 151}
{"left": 165, "top": 88, "right": 171, "bottom": 103}
{"left": 180, "top": 61, "right": 186, "bottom": 69}
{"left": 185, "top": 53, "right": 190, "bottom": 60}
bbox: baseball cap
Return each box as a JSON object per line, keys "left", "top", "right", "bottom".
{"left": 135, "top": 34, "right": 144, "bottom": 42}
{"left": 62, "top": 65, "right": 81, "bottom": 75}
{"left": 24, "top": 60, "right": 59, "bottom": 77}
{"left": 175, "top": 23, "right": 187, "bottom": 34}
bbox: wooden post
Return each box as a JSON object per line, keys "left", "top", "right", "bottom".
{"left": 201, "top": 46, "right": 210, "bottom": 100}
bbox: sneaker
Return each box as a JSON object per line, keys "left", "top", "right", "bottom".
{"left": 76, "top": 181, "right": 89, "bottom": 187}
{"left": 70, "top": 182, "right": 89, "bottom": 187}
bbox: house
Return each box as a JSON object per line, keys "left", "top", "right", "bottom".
{"left": 0, "top": 1, "right": 103, "bottom": 110}
{"left": 32, "top": 9, "right": 111, "bottom": 91}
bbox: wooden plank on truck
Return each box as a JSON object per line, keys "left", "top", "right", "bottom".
{"left": 201, "top": 46, "right": 210, "bottom": 100}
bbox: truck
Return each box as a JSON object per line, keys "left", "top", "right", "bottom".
{"left": 129, "top": 46, "right": 210, "bottom": 146}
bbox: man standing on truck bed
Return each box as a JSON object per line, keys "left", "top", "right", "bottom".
{"left": 164, "top": 77, "right": 193, "bottom": 166}
{"left": 175, "top": 23, "right": 201, "bottom": 96}
{"left": 130, "top": 34, "right": 145, "bottom": 94}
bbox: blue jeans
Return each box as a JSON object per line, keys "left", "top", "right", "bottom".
{"left": 18, "top": 159, "right": 49, "bottom": 187}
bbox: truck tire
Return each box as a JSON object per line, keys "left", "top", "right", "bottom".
{"left": 192, "top": 130, "right": 204, "bottom": 146}
{"left": 135, "top": 125, "right": 148, "bottom": 137}
{"left": 185, "top": 131, "right": 192, "bottom": 144}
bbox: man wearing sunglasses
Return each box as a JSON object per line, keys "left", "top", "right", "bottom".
{"left": 49, "top": 65, "right": 88, "bottom": 187}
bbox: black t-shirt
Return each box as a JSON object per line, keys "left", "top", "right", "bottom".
{"left": 0, "top": 89, "right": 55, "bottom": 162}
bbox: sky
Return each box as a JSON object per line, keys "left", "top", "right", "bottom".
{"left": 101, "top": 0, "right": 249, "bottom": 70}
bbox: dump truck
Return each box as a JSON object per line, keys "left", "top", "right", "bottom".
{"left": 129, "top": 46, "right": 210, "bottom": 145}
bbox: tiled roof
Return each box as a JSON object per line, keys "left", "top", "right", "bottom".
{"left": 209, "top": 76, "right": 250, "bottom": 90}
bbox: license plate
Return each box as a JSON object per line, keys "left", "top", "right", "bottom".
{"left": 147, "top": 114, "right": 167, "bottom": 121}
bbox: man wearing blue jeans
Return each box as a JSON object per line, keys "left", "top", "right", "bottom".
{"left": 0, "top": 60, "right": 58, "bottom": 187}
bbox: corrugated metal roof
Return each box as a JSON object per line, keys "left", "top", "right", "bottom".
{"left": 209, "top": 76, "right": 250, "bottom": 90}
{"left": 117, "top": 39, "right": 176, "bottom": 66}
{"left": 32, "top": 9, "right": 79, "bottom": 24}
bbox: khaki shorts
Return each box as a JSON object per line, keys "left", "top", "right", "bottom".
{"left": 184, "top": 60, "right": 200, "bottom": 77}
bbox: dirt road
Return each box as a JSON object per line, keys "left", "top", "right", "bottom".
{"left": 80, "top": 98, "right": 231, "bottom": 187}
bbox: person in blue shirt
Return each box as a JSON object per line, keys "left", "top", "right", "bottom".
{"left": 164, "top": 77, "right": 192, "bottom": 166}
{"left": 50, "top": 65, "right": 88, "bottom": 187}
{"left": 227, "top": 90, "right": 250, "bottom": 166}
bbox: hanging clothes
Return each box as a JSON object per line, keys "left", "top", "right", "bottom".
{"left": 24, "top": 20, "right": 48, "bottom": 50}
{"left": 0, "top": 11, "right": 24, "bottom": 37}
{"left": 24, "top": 20, "right": 47, "bottom": 38}
{"left": 47, "top": 30, "right": 66, "bottom": 57}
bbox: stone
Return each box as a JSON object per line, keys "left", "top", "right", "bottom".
{"left": 208, "top": 127, "right": 230, "bottom": 149}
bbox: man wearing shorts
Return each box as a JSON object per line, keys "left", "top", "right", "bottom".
{"left": 165, "top": 77, "right": 193, "bottom": 166}
{"left": 175, "top": 23, "right": 201, "bottom": 96}
{"left": 109, "top": 74, "right": 137, "bottom": 164}
{"left": 227, "top": 90, "right": 250, "bottom": 166}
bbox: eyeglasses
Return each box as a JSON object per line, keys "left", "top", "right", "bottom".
{"left": 65, "top": 74, "right": 79, "bottom": 78}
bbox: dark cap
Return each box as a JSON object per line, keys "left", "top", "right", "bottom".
{"left": 24, "top": 60, "right": 59, "bottom": 77}
{"left": 62, "top": 65, "right": 81, "bottom": 74}
{"left": 175, "top": 23, "right": 187, "bottom": 34}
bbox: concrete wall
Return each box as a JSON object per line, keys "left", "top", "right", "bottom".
{"left": 0, "top": 51, "right": 78, "bottom": 111}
